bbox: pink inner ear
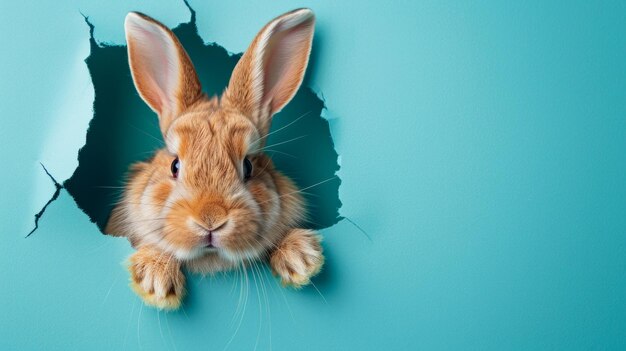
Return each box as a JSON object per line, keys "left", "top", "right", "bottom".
{"left": 261, "top": 17, "right": 314, "bottom": 114}
{"left": 126, "top": 15, "right": 180, "bottom": 116}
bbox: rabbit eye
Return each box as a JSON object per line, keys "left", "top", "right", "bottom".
{"left": 243, "top": 157, "right": 253, "bottom": 181}
{"left": 171, "top": 157, "right": 180, "bottom": 178}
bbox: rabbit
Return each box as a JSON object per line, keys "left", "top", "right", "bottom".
{"left": 105, "top": 9, "right": 324, "bottom": 310}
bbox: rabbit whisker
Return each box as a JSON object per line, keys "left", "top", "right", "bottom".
{"left": 126, "top": 122, "right": 164, "bottom": 145}
{"left": 260, "top": 134, "right": 308, "bottom": 151}
{"left": 257, "top": 175, "right": 338, "bottom": 206}
{"left": 250, "top": 110, "right": 311, "bottom": 146}
{"left": 263, "top": 149, "right": 297, "bottom": 159}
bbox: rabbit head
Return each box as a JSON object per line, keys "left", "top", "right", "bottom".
{"left": 107, "top": 9, "right": 315, "bottom": 264}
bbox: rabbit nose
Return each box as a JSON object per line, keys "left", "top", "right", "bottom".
{"left": 201, "top": 203, "right": 228, "bottom": 231}
{"left": 206, "top": 218, "right": 228, "bottom": 232}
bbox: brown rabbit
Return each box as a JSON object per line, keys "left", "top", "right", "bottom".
{"left": 106, "top": 9, "right": 323, "bottom": 310}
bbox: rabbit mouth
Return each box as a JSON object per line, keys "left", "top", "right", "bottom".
{"left": 203, "top": 246, "right": 218, "bottom": 253}
{"left": 202, "top": 234, "right": 219, "bottom": 250}
{"left": 199, "top": 242, "right": 219, "bottom": 255}
{"left": 203, "top": 241, "right": 218, "bottom": 250}
{"left": 189, "top": 218, "right": 232, "bottom": 250}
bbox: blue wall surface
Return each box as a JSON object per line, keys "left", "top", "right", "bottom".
{"left": 1, "top": 1, "right": 625, "bottom": 350}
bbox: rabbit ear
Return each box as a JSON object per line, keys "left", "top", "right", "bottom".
{"left": 125, "top": 12, "right": 202, "bottom": 133}
{"left": 223, "top": 9, "right": 315, "bottom": 136}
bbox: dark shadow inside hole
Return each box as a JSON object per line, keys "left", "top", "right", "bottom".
{"left": 64, "top": 9, "right": 342, "bottom": 234}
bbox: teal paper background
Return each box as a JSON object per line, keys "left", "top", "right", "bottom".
{"left": 1, "top": 1, "right": 625, "bottom": 350}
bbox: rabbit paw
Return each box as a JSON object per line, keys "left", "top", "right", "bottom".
{"left": 128, "top": 248, "right": 185, "bottom": 310}
{"left": 270, "top": 229, "right": 324, "bottom": 288}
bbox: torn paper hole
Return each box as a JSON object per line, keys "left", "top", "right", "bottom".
{"left": 31, "top": 2, "right": 342, "bottom": 236}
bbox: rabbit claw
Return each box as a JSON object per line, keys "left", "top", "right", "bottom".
{"left": 128, "top": 248, "right": 185, "bottom": 310}
{"left": 270, "top": 229, "right": 324, "bottom": 288}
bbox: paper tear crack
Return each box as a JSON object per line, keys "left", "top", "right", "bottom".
{"left": 27, "top": 164, "right": 64, "bottom": 238}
